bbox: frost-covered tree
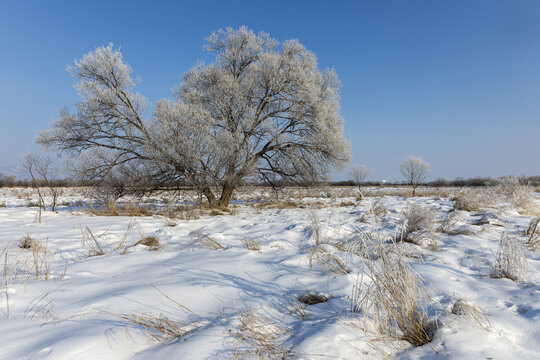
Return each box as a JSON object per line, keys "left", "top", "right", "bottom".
{"left": 400, "top": 156, "right": 430, "bottom": 196}
{"left": 38, "top": 27, "right": 350, "bottom": 207}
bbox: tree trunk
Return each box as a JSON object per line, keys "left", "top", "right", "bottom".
{"left": 202, "top": 187, "right": 217, "bottom": 207}
{"left": 218, "top": 183, "right": 236, "bottom": 208}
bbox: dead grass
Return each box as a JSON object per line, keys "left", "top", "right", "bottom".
{"left": 192, "top": 232, "right": 227, "bottom": 250}
{"left": 396, "top": 205, "right": 438, "bottom": 245}
{"left": 120, "top": 312, "right": 205, "bottom": 342}
{"left": 352, "top": 243, "right": 435, "bottom": 347}
{"left": 526, "top": 217, "right": 540, "bottom": 250}
{"left": 308, "top": 246, "right": 350, "bottom": 275}
{"left": 489, "top": 232, "right": 528, "bottom": 281}
{"left": 437, "top": 212, "right": 475, "bottom": 236}
{"left": 119, "top": 284, "right": 208, "bottom": 343}
{"left": 134, "top": 236, "right": 161, "bottom": 251}
{"left": 242, "top": 238, "right": 261, "bottom": 252}
{"left": 449, "top": 298, "right": 491, "bottom": 331}
{"left": 233, "top": 309, "right": 294, "bottom": 359}
{"left": 297, "top": 291, "right": 328, "bottom": 305}
{"left": 19, "top": 235, "right": 42, "bottom": 250}
{"left": 90, "top": 199, "right": 153, "bottom": 216}
{"left": 81, "top": 226, "right": 105, "bottom": 256}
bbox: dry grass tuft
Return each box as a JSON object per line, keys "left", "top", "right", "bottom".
{"left": 396, "top": 205, "right": 438, "bottom": 244}
{"left": 369, "top": 198, "right": 387, "bottom": 216}
{"left": 233, "top": 309, "right": 294, "bottom": 359}
{"left": 297, "top": 291, "right": 328, "bottom": 305}
{"left": 19, "top": 235, "right": 42, "bottom": 250}
{"left": 526, "top": 217, "right": 540, "bottom": 250}
{"left": 120, "top": 312, "right": 205, "bottom": 342}
{"left": 134, "top": 236, "right": 161, "bottom": 251}
{"left": 352, "top": 243, "right": 435, "bottom": 347}
{"left": 118, "top": 283, "right": 209, "bottom": 342}
{"left": 308, "top": 246, "right": 350, "bottom": 275}
{"left": 489, "top": 232, "right": 528, "bottom": 281}
{"left": 452, "top": 189, "right": 494, "bottom": 212}
{"left": 449, "top": 298, "right": 491, "bottom": 330}
{"left": 437, "top": 212, "right": 474, "bottom": 236}
{"left": 90, "top": 199, "right": 153, "bottom": 216}
{"left": 193, "top": 232, "right": 227, "bottom": 250}
{"left": 242, "top": 238, "right": 261, "bottom": 252}
{"left": 81, "top": 226, "right": 105, "bottom": 256}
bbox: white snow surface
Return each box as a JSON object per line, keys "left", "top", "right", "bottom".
{"left": 0, "top": 187, "right": 539, "bottom": 359}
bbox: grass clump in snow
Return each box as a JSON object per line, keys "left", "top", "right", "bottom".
{"left": 449, "top": 297, "right": 492, "bottom": 331}
{"left": 134, "top": 236, "right": 161, "bottom": 251}
{"left": 352, "top": 243, "right": 436, "bottom": 347}
{"left": 233, "top": 309, "right": 294, "bottom": 359}
{"left": 308, "top": 246, "right": 350, "bottom": 275}
{"left": 90, "top": 198, "right": 153, "bottom": 217}
{"left": 396, "top": 204, "right": 438, "bottom": 246}
{"left": 118, "top": 284, "right": 209, "bottom": 343}
{"left": 526, "top": 217, "right": 540, "bottom": 250}
{"left": 489, "top": 232, "right": 528, "bottom": 281}
{"left": 297, "top": 291, "right": 328, "bottom": 305}
{"left": 242, "top": 238, "right": 261, "bottom": 252}
{"left": 192, "top": 232, "right": 227, "bottom": 250}
{"left": 18, "top": 235, "right": 42, "bottom": 250}
{"left": 437, "top": 212, "right": 474, "bottom": 236}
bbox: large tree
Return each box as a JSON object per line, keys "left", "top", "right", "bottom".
{"left": 38, "top": 27, "right": 350, "bottom": 207}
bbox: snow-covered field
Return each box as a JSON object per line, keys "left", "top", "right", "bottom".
{"left": 0, "top": 186, "right": 539, "bottom": 359}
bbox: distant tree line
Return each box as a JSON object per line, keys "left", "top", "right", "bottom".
{"left": 2, "top": 172, "right": 539, "bottom": 189}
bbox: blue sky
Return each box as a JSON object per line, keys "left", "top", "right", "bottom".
{"left": 1, "top": 0, "right": 539, "bottom": 181}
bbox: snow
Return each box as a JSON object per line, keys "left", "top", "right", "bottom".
{"left": 0, "top": 187, "right": 539, "bottom": 359}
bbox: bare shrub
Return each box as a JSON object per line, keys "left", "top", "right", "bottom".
{"left": 396, "top": 205, "right": 438, "bottom": 244}
{"left": 352, "top": 244, "right": 435, "bottom": 347}
{"left": 242, "top": 238, "right": 261, "bottom": 252}
{"left": 233, "top": 309, "right": 294, "bottom": 359}
{"left": 489, "top": 232, "right": 528, "bottom": 281}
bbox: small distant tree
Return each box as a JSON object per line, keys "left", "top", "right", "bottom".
{"left": 400, "top": 156, "right": 429, "bottom": 196}
{"left": 22, "top": 153, "right": 60, "bottom": 214}
{"left": 349, "top": 164, "right": 370, "bottom": 199}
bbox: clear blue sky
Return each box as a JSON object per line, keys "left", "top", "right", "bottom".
{"left": 1, "top": 0, "right": 539, "bottom": 181}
